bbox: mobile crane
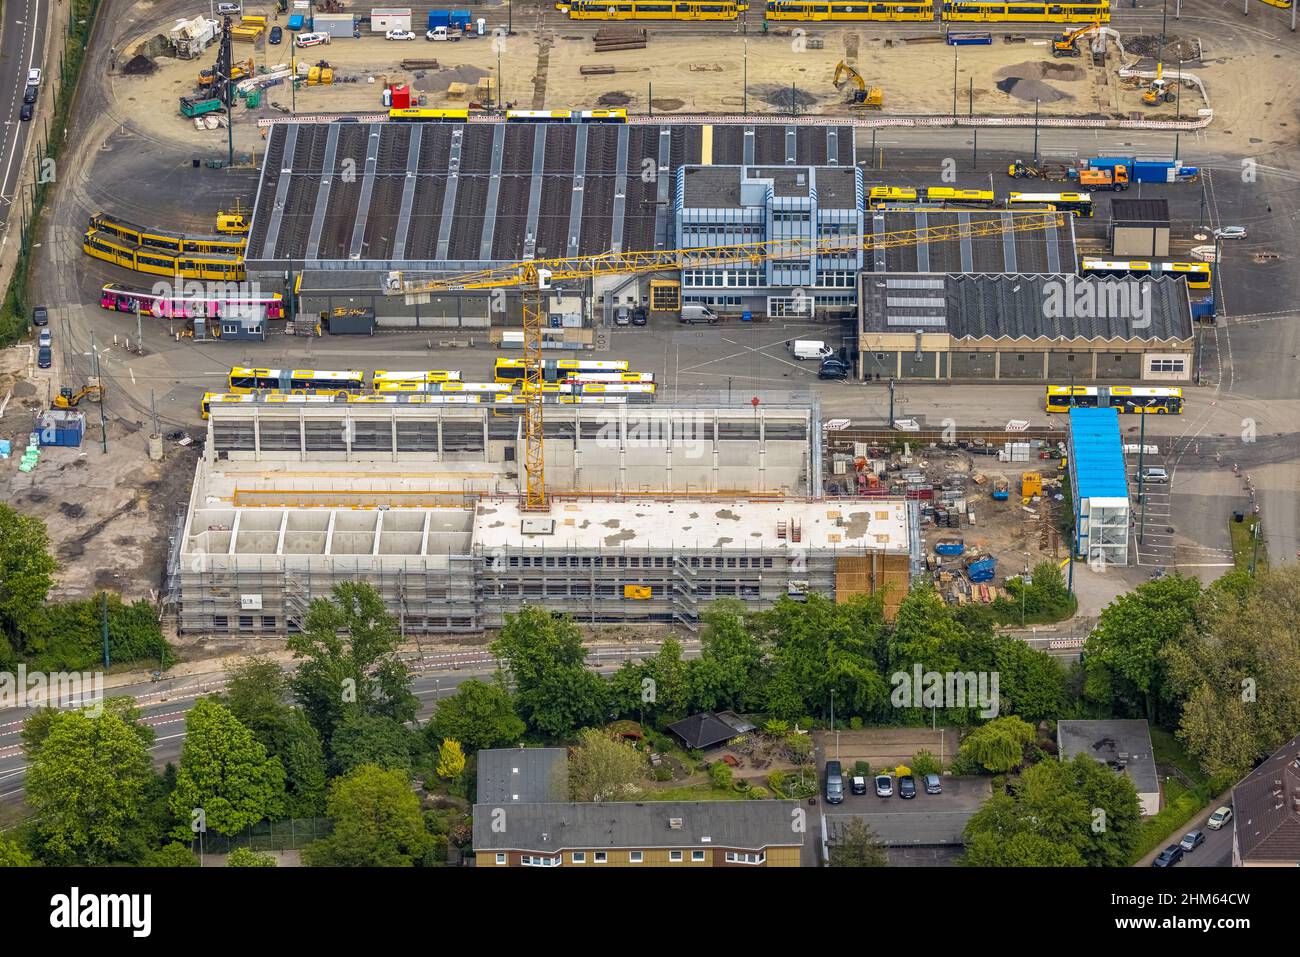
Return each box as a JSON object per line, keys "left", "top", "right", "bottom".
{"left": 386, "top": 213, "right": 1064, "bottom": 511}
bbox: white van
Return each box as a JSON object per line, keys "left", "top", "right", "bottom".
{"left": 790, "top": 339, "right": 833, "bottom": 361}
{"left": 295, "top": 32, "right": 329, "bottom": 48}
{"left": 680, "top": 304, "right": 719, "bottom": 325}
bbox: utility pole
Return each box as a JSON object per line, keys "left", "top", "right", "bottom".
{"left": 952, "top": 50, "right": 958, "bottom": 122}
{"left": 101, "top": 591, "right": 111, "bottom": 669}
{"left": 887, "top": 377, "right": 895, "bottom": 426}
{"left": 1250, "top": 518, "right": 1260, "bottom": 576}
{"left": 1137, "top": 410, "right": 1147, "bottom": 546}
{"left": 743, "top": 39, "right": 748, "bottom": 115}
{"left": 1033, "top": 98, "right": 1041, "bottom": 162}
{"left": 90, "top": 331, "right": 108, "bottom": 454}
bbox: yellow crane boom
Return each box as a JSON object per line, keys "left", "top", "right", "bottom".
{"left": 386, "top": 212, "right": 1064, "bottom": 510}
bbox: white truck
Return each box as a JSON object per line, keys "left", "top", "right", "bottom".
{"left": 789, "top": 339, "right": 833, "bottom": 361}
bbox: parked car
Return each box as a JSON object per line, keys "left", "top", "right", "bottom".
{"left": 19, "top": 102, "right": 33, "bottom": 122}
{"left": 899, "top": 775, "right": 917, "bottom": 799}
{"left": 1140, "top": 466, "right": 1169, "bottom": 484}
{"left": 824, "top": 760, "right": 844, "bottom": 805}
{"left": 27, "top": 68, "right": 42, "bottom": 86}
{"left": 1179, "top": 830, "right": 1205, "bottom": 852}
{"left": 874, "top": 774, "right": 893, "bottom": 798}
{"left": 37, "top": 345, "right": 51, "bottom": 369}
{"left": 427, "top": 26, "right": 461, "bottom": 41}
{"left": 1152, "top": 844, "right": 1184, "bottom": 867}
{"left": 23, "top": 85, "right": 38, "bottom": 105}
{"left": 680, "top": 304, "right": 719, "bottom": 325}
{"left": 31, "top": 306, "right": 48, "bottom": 326}
{"left": 1213, "top": 226, "right": 1247, "bottom": 240}
{"left": 295, "top": 32, "right": 328, "bottom": 48}
{"left": 386, "top": 29, "right": 417, "bottom": 40}
{"left": 923, "top": 773, "right": 942, "bottom": 795}
{"left": 818, "top": 358, "right": 851, "bottom": 381}
{"left": 631, "top": 306, "right": 648, "bottom": 326}
{"left": 269, "top": 26, "right": 283, "bottom": 44}
{"left": 38, "top": 329, "right": 51, "bottom": 348}
{"left": 1207, "top": 806, "right": 1233, "bottom": 830}
{"left": 614, "top": 307, "right": 630, "bottom": 326}
{"left": 217, "top": 2, "right": 242, "bottom": 14}
{"left": 850, "top": 774, "right": 867, "bottom": 795}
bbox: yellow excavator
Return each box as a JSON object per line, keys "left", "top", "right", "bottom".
{"left": 832, "top": 61, "right": 883, "bottom": 110}
{"left": 1142, "top": 63, "right": 1177, "bottom": 105}
{"left": 52, "top": 384, "right": 102, "bottom": 410}
{"left": 198, "top": 57, "right": 253, "bottom": 88}
{"left": 1052, "top": 20, "right": 1101, "bottom": 58}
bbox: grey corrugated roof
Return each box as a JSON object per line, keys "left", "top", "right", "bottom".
{"left": 476, "top": 748, "right": 568, "bottom": 805}
{"left": 1231, "top": 730, "right": 1300, "bottom": 863}
{"left": 682, "top": 166, "right": 744, "bottom": 209}
{"left": 471, "top": 800, "right": 806, "bottom": 853}
{"left": 1111, "top": 198, "right": 1170, "bottom": 225}
{"left": 1057, "top": 720, "right": 1159, "bottom": 797}
{"left": 858, "top": 272, "right": 1192, "bottom": 341}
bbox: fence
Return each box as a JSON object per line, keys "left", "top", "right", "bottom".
{"left": 195, "top": 817, "right": 333, "bottom": 855}
{"left": 0, "top": 0, "right": 103, "bottom": 347}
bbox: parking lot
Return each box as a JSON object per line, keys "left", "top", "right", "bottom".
{"left": 821, "top": 773, "right": 991, "bottom": 857}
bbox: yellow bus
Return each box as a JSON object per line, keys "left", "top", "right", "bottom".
{"left": 493, "top": 358, "right": 630, "bottom": 384}
{"left": 1079, "top": 258, "right": 1212, "bottom": 291}
{"left": 765, "top": 1, "right": 934, "bottom": 18}
{"left": 1008, "top": 191, "right": 1094, "bottom": 217}
{"left": 555, "top": 1, "right": 749, "bottom": 19}
{"left": 227, "top": 368, "right": 366, "bottom": 395}
{"left": 200, "top": 391, "right": 343, "bottom": 419}
{"left": 941, "top": 1, "right": 1110, "bottom": 21}
{"left": 371, "top": 369, "right": 463, "bottom": 387}
{"left": 388, "top": 108, "right": 471, "bottom": 122}
{"left": 83, "top": 230, "right": 245, "bottom": 282}
{"left": 89, "top": 212, "right": 247, "bottom": 256}
{"left": 1045, "top": 385, "right": 1184, "bottom": 414}
{"left": 869, "top": 186, "right": 921, "bottom": 205}
{"left": 922, "top": 187, "right": 997, "bottom": 206}
{"left": 560, "top": 371, "right": 656, "bottom": 383}
{"left": 376, "top": 381, "right": 512, "bottom": 395}
{"left": 518, "top": 381, "right": 657, "bottom": 396}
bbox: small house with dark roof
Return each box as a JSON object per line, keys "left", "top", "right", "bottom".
{"left": 1058, "top": 719, "right": 1160, "bottom": 816}
{"left": 1232, "top": 730, "right": 1300, "bottom": 866}
{"left": 666, "top": 711, "right": 757, "bottom": 751}
{"left": 1111, "top": 198, "right": 1171, "bottom": 257}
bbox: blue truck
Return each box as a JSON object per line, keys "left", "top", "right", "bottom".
{"left": 1083, "top": 156, "right": 1199, "bottom": 183}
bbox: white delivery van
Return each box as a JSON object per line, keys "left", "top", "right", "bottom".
{"left": 680, "top": 304, "right": 719, "bottom": 325}
{"left": 790, "top": 339, "right": 833, "bottom": 361}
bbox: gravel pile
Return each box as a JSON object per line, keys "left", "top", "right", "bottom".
{"left": 995, "top": 76, "right": 1071, "bottom": 103}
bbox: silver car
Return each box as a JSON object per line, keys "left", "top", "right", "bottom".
{"left": 1213, "top": 226, "right": 1247, "bottom": 240}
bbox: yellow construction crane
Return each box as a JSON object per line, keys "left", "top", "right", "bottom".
{"left": 1052, "top": 19, "right": 1101, "bottom": 58}
{"left": 832, "top": 61, "right": 883, "bottom": 109}
{"left": 386, "top": 212, "right": 1064, "bottom": 511}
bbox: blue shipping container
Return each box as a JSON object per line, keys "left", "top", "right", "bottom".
{"left": 1086, "top": 156, "right": 1134, "bottom": 171}
{"left": 450, "top": 9, "right": 471, "bottom": 26}
{"left": 946, "top": 32, "right": 992, "bottom": 45}
{"left": 287, "top": 13, "right": 304, "bottom": 29}
{"left": 428, "top": 9, "right": 450, "bottom": 28}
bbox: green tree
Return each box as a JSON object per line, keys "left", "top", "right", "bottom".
{"left": 143, "top": 843, "right": 198, "bottom": 867}
{"left": 288, "top": 582, "right": 417, "bottom": 749}
{"left": 227, "top": 847, "right": 278, "bottom": 867}
{"left": 964, "top": 830, "right": 1086, "bottom": 867}
{"left": 223, "top": 658, "right": 327, "bottom": 817}
{"left": 689, "top": 601, "right": 768, "bottom": 713}
{"left": 956, "top": 716, "right": 1036, "bottom": 773}
{"left": 436, "top": 739, "right": 466, "bottom": 782}
{"left": 994, "top": 635, "right": 1068, "bottom": 721}
{"left": 1084, "top": 574, "right": 1201, "bottom": 721}
{"left": 491, "top": 606, "right": 607, "bottom": 738}
{"left": 0, "top": 504, "right": 56, "bottom": 638}
{"left": 709, "top": 760, "right": 734, "bottom": 790}
{"left": 302, "top": 765, "right": 433, "bottom": 867}
{"left": 0, "top": 835, "right": 35, "bottom": 867}
{"left": 828, "top": 818, "right": 888, "bottom": 867}
{"left": 568, "top": 728, "right": 645, "bottom": 801}
{"left": 910, "top": 750, "right": 941, "bottom": 777}
{"left": 330, "top": 711, "right": 414, "bottom": 776}
{"left": 423, "top": 677, "right": 525, "bottom": 753}
{"left": 26, "top": 709, "right": 156, "bottom": 865}
{"left": 169, "top": 699, "right": 286, "bottom": 839}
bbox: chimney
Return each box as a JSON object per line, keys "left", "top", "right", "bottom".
{"left": 669, "top": 818, "right": 684, "bottom": 830}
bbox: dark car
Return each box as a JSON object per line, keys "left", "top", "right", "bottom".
{"left": 23, "top": 84, "right": 38, "bottom": 105}
{"left": 19, "top": 102, "right": 33, "bottom": 122}
{"left": 1152, "top": 844, "right": 1184, "bottom": 868}
{"left": 923, "top": 773, "right": 942, "bottom": 795}
{"left": 850, "top": 774, "right": 867, "bottom": 795}
{"left": 818, "top": 359, "right": 851, "bottom": 381}
{"left": 1179, "top": 830, "right": 1205, "bottom": 852}
{"left": 824, "top": 760, "right": 844, "bottom": 805}
{"left": 37, "top": 345, "right": 51, "bottom": 369}
{"left": 269, "top": 26, "right": 283, "bottom": 44}
{"left": 899, "top": 775, "right": 917, "bottom": 799}
{"left": 31, "top": 305, "right": 48, "bottom": 326}
{"left": 631, "top": 306, "right": 647, "bottom": 326}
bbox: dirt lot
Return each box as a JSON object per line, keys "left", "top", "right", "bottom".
{"left": 0, "top": 374, "right": 197, "bottom": 603}
{"left": 814, "top": 728, "right": 959, "bottom": 770}
{"left": 107, "top": 20, "right": 1214, "bottom": 158}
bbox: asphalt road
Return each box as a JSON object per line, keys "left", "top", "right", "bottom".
{"left": 0, "top": 0, "right": 49, "bottom": 245}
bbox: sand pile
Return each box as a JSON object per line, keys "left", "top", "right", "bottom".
{"left": 122, "top": 54, "right": 158, "bottom": 76}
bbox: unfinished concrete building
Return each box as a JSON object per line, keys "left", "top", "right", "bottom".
{"left": 173, "top": 401, "right": 918, "bottom": 636}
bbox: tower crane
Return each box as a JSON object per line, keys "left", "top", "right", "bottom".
{"left": 385, "top": 211, "right": 1065, "bottom": 512}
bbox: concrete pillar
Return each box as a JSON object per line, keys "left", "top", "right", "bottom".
{"left": 994, "top": 350, "right": 1001, "bottom": 380}
{"left": 148, "top": 433, "right": 163, "bottom": 461}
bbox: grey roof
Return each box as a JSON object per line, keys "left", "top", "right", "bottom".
{"left": 859, "top": 272, "right": 1193, "bottom": 342}
{"left": 667, "top": 710, "right": 756, "bottom": 750}
{"left": 1231, "top": 730, "right": 1300, "bottom": 863}
{"left": 472, "top": 800, "right": 805, "bottom": 853}
{"left": 476, "top": 748, "right": 568, "bottom": 805}
{"left": 751, "top": 166, "right": 812, "bottom": 199}
{"left": 1057, "top": 720, "right": 1159, "bottom": 797}
{"left": 1111, "top": 198, "right": 1170, "bottom": 226}
{"left": 681, "top": 164, "right": 858, "bottom": 210}
{"left": 682, "top": 166, "right": 743, "bottom": 209}
{"left": 866, "top": 210, "right": 1077, "bottom": 274}
{"left": 816, "top": 167, "right": 859, "bottom": 210}
{"left": 829, "top": 811, "right": 974, "bottom": 847}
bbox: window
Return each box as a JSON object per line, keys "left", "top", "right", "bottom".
{"left": 495, "top": 853, "right": 507, "bottom": 865}
{"left": 1115, "top": 355, "right": 1124, "bottom": 362}
{"left": 594, "top": 852, "right": 607, "bottom": 863}
{"left": 572, "top": 852, "right": 586, "bottom": 864}
{"left": 669, "top": 851, "right": 683, "bottom": 862}
{"left": 691, "top": 850, "right": 706, "bottom": 862}
{"left": 1150, "top": 358, "right": 1185, "bottom": 373}
{"left": 629, "top": 851, "right": 644, "bottom": 863}
{"left": 214, "top": 615, "right": 228, "bottom": 629}
{"left": 724, "top": 851, "right": 767, "bottom": 865}
{"left": 238, "top": 615, "right": 254, "bottom": 629}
